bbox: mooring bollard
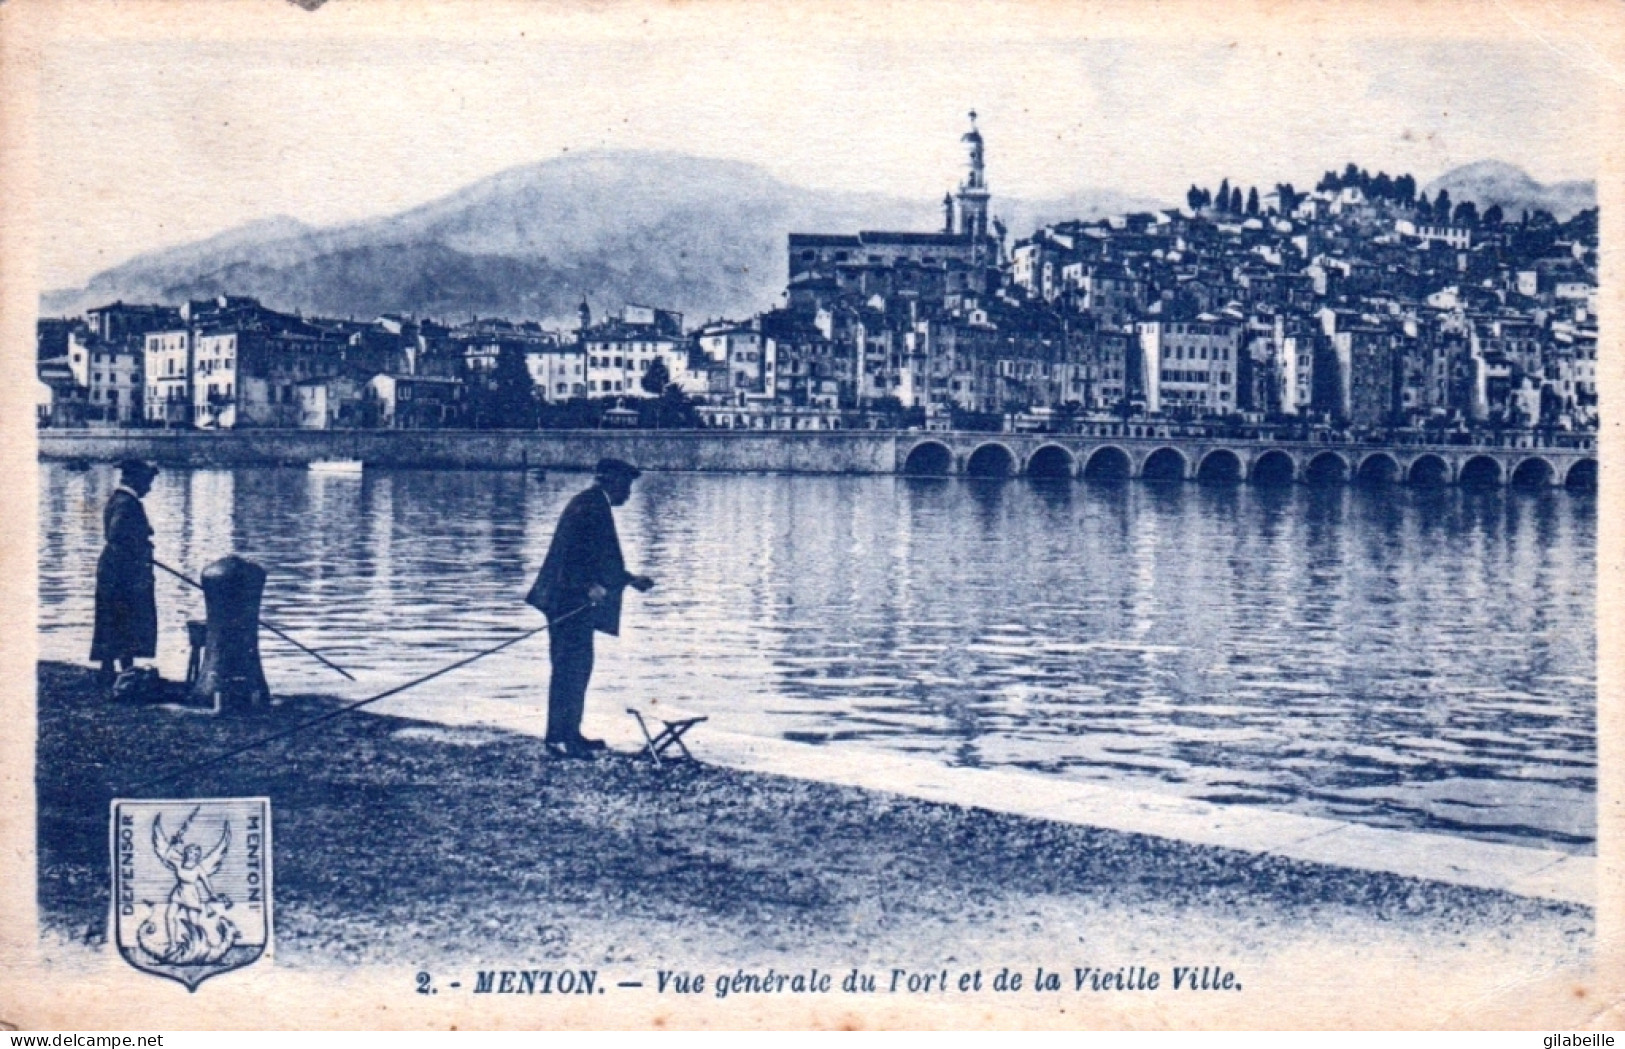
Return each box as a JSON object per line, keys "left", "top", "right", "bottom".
{"left": 191, "top": 555, "right": 271, "bottom": 712}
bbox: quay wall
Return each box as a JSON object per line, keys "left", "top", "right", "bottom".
{"left": 36, "top": 429, "right": 904, "bottom": 474}
{"left": 36, "top": 429, "right": 1597, "bottom": 485}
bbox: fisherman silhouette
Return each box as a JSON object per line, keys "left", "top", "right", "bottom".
{"left": 527, "top": 458, "right": 655, "bottom": 757}
{"left": 91, "top": 459, "right": 159, "bottom": 686}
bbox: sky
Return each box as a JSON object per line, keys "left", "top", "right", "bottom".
{"left": 21, "top": 0, "right": 1614, "bottom": 289}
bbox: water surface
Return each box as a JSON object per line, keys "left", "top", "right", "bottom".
{"left": 38, "top": 464, "right": 1596, "bottom": 852}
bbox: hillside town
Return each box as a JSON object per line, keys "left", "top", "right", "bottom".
{"left": 36, "top": 117, "right": 1598, "bottom": 440}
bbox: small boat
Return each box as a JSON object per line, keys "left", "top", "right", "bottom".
{"left": 309, "top": 458, "right": 364, "bottom": 476}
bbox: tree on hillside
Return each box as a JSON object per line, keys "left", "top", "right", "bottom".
{"left": 1217, "top": 179, "right": 1231, "bottom": 212}
{"left": 1452, "top": 200, "right": 1479, "bottom": 228}
{"left": 1482, "top": 204, "right": 1504, "bottom": 227}
{"left": 638, "top": 383, "right": 702, "bottom": 429}
{"left": 1187, "top": 185, "right": 1207, "bottom": 210}
{"left": 469, "top": 343, "right": 538, "bottom": 429}
{"left": 1395, "top": 174, "right": 1417, "bottom": 204}
{"left": 1433, "top": 189, "right": 1452, "bottom": 223}
{"left": 641, "top": 356, "right": 671, "bottom": 396}
{"left": 1246, "top": 187, "right": 1260, "bottom": 216}
{"left": 1563, "top": 207, "right": 1597, "bottom": 241}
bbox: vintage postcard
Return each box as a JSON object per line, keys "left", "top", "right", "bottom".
{"left": 0, "top": 0, "right": 1621, "bottom": 1030}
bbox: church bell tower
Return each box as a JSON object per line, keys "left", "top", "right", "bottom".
{"left": 954, "top": 110, "right": 990, "bottom": 240}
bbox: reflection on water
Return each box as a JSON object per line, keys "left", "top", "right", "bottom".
{"left": 39, "top": 464, "right": 1596, "bottom": 852}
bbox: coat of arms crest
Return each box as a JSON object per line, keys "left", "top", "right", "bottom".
{"left": 110, "top": 798, "right": 272, "bottom": 990}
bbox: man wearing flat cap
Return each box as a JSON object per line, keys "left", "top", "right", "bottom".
{"left": 91, "top": 460, "right": 160, "bottom": 684}
{"left": 527, "top": 458, "right": 655, "bottom": 755}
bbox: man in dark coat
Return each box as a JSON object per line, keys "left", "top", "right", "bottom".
{"left": 91, "top": 460, "right": 159, "bottom": 681}
{"left": 527, "top": 458, "right": 654, "bottom": 755}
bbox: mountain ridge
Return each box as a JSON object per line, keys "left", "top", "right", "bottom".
{"left": 44, "top": 154, "right": 1593, "bottom": 324}
{"left": 1422, "top": 160, "right": 1593, "bottom": 220}
{"left": 42, "top": 150, "right": 1159, "bottom": 322}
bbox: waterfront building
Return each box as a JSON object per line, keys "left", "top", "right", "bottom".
{"left": 36, "top": 356, "right": 87, "bottom": 427}
{"left": 295, "top": 374, "right": 366, "bottom": 429}
{"left": 760, "top": 308, "right": 849, "bottom": 410}
{"left": 1136, "top": 318, "right": 1241, "bottom": 417}
{"left": 85, "top": 301, "right": 183, "bottom": 346}
{"left": 36, "top": 318, "right": 78, "bottom": 362}
{"left": 191, "top": 322, "right": 348, "bottom": 429}
{"left": 1334, "top": 324, "right": 1402, "bottom": 428}
{"left": 525, "top": 344, "right": 588, "bottom": 402}
{"left": 68, "top": 327, "right": 146, "bottom": 424}
{"left": 582, "top": 305, "right": 693, "bottom": 397}
{"left": 362, "top": 374, "right": 466, "bottom": 429}
{"left": 42, "top": 129, "right": 1599, "bottom": 440}
{"left": 694, "top": 319, "right": 765, "bottom": 397}
{"left": 143, "top": 328, "right": 193, "bottom": 426}
{"left": 456, "top": 318, "right": 557, "bottom": 375}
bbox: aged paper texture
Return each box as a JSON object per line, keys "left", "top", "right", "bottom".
{"left": 1, "top": 0, "right": 1622, "bottom": 1030}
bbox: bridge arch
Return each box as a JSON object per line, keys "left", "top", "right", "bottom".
{"left": 1355, "top": 452, "right": 1401, "bottom": 485}
{"left": 1082, "top": 445, "right": 1132, "bottom": 481}
{"left": 1304, "top": 451, "right": 1350, "bottom": 485}
{"left": 1140, "top": 447, "right": 1188, "bottom": 482}
{"left": 1196, "top": 449, "right": 1243, "bottom": 483}
{"left": 902, "top": 440, "right": 953, "bottom": 476}
{"left": 1566, "top": 458, "right": 1597, "bottom": 491}
{"left": 965, "top": 442, "right": 1017, "bottom": 478}
{"left": 1509, "top": 456, "right": 1556, "bottom": 489}
{"left": 1249, "top": 449, "right": 1297, "bottom": 485}
{"left": 1458, "top": 455, "right": 1503, "bottom": 487}
{"left": 1025, "top": 444, "right": 1076, "bottom": 479}
{"left": 1407, "top": 454, "right": 1450, "bottom": 486}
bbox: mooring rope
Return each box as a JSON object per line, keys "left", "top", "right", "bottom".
{"left": 153, "top": 558, "right": 356, "bottom": 682}
{"left": 125, "top": 601, "right": 593, "bottom": 793}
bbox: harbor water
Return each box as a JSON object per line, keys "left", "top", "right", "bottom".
{"left": 38, "top": 463, "right": 1596, "bottom": 853}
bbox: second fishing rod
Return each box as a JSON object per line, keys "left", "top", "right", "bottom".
{"left": 153, "top": 557, "right": 356, "bottom": 682}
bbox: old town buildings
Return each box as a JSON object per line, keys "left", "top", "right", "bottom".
{"left": 37, "top": 117, "right": 1598, "bottom": 436}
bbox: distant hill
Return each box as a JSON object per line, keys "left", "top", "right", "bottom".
{"left": 42, "top": 151, "right": 1161, "bottom": 323}
{"left": 1423, "top": 160, "right": 1594, "bottom": 221}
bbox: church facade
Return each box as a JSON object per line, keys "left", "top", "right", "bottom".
{"left": 785, "top": 114, "right": 1003, "bottom": 299}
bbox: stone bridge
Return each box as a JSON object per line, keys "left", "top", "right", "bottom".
{"left": 898, "top": 431, "right": 1598, "bottom": 488}
{"left": 35, "top": 428, "right": 1599, "bottom": 488}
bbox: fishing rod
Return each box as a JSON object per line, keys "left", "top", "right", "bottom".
{"left": 152, "top": 558, "right": 356, "bottom": 682}
{"left": 126, "top": 601, "right": 594, "bottom": 793}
